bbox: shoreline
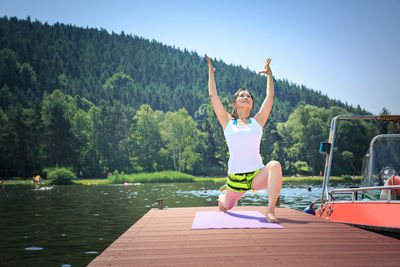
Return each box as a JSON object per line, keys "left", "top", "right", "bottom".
{"left": 1, "top": 176, "right": 361, "bottom": 186}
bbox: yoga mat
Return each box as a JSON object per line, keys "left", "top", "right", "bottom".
{"left": 191, "top": 211, "right": 283, "bottom": 229}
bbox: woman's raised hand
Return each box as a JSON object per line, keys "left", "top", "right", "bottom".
{"left": 206, "top": 55, "right": 216, "bottom": 73}
{"left": 258, "top": 58, "right": 272, "bottom": 75}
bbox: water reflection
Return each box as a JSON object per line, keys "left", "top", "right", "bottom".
{"left": 0, "top": 180, "right": 357, "bottom": 266}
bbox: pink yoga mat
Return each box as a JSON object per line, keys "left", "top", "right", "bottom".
{"left": 191, "top": 210, "right": 283, "bottom": 229}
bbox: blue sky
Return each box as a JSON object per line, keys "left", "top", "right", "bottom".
{"left": 1, "top": 0, "right": 399, "bottom": 114}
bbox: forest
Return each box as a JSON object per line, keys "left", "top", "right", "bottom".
{"left": 0, "top": 16, "right": 390, "bottom": 178}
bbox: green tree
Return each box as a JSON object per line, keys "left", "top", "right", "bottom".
{"left": 332, "top": 118, "right": 377, "bottom": 175}
{"left": 87, "top": 105, "right": 105, "bottom": 176}
{"left": 275, "top": 105, "right": 329, "bottom": 175}
{"left": 0, "top": 48, "right": 19, "bottom": 89}
{"left": 302, "top": 117, "right": 327, "bottom": 175}
{"left": 19, "top": 62, "right": 38, "bottom": 92}
{"left": 0, "top": 84, "right": 14, "bottom": 111}
{"left": 96, "top": 100, "right": 132, "bottom": 174}
{"left": 23, "top": 101, "right": 44, "bottom": 175}
{"left": 0, "top": 108, "right": 11, "bottom": 177}
{"left": 161, "top": 108, "right": 201, "bottom": 173}
{"left": 197, "top": 101, "right": 230, "bottom": 175}
{"left": 103, "top": 72, "right": 138, "bottom": 106}
{"left": 7, "top": 104, "right": 28, "bottom": 176}
{"left": 42, "top": 89, "right": 76, "bottom": 167}
{"left": 125, "top": 104, "right": 163, "bottom": 172}
{"left": 70, "top": 108, "right": 91, "bottom": 175}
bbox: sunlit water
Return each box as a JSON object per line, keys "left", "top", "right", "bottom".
{"left": 0, "top": 180, "right": 357, "bottom": 266}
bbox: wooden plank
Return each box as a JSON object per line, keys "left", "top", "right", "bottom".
{"left": 89, "top": 206, "right": 400, "bottom": 266}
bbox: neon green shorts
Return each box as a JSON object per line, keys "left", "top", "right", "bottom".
{"left": 226, "top": 168, "right": 261, "bottom": 192}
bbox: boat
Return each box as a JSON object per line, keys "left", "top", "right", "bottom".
{"left": 311, "top": 114, "right": 400, "bottom": 233}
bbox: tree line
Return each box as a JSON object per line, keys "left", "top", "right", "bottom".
{"left": 0, "top": 17, "right": 389, "bottom": 178}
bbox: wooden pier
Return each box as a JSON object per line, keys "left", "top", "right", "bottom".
{"left": 89, "top": 206, "right": 400, "bottom": 266}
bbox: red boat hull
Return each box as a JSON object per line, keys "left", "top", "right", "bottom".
{"left": 317, "top": 202, "right": 400, "bottom": 230}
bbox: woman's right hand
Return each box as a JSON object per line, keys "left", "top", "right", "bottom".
{"left": 206, "top": 55, "right": 216, "bottom": 73}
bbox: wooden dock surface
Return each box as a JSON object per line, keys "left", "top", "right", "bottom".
{"left": 89, "top": 206, "right": 400, "bottom": 266}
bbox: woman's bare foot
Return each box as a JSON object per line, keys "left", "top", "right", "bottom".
{"left": 266, "top": 212, "right": 280, "bottom": 223}
{"left": 218, "top": 194, "right": 228, "bottom": 212}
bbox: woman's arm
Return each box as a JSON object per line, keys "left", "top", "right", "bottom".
{"left": 254, "top": 58, "right": 274, "bottom": 128}
{"left": 207, "top": 56, "right": 230, "bottom": 130}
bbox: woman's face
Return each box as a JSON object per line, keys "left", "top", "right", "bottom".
{"left": 233, "top": 90, "right": 253, "bottom": 110}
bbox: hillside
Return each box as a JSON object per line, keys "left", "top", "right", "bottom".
{"left": 0, "top": 16, "right": 364, "bottom": 117}
{"left": 0, "top": 17, "right": 372, "bottom": 178}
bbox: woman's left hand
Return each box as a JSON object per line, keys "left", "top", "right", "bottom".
{"left": 206, "top": 55, "right": 216, "bottom": 73}
{"left": 258, "top": 58, "right": 272, "bottom": 75}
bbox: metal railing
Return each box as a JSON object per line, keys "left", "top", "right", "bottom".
{"left": 320, "top": 114, "right": 400, "bottom": 203}
{"left": 328, "top": 185, "right": 400, "bottom": 202}
{"left": 321, "top": 115, "right": 380, "bottom": 203}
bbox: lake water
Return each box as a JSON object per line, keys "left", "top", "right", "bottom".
{"left": 0, "top": 180, "right": 357, "bottom": 266}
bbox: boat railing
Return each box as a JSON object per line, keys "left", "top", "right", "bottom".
{"left": 320, "top": 114, "right": 400, "bottom": 204}
{"left": 328, "top": 185, "right": 400, "bottom": 202}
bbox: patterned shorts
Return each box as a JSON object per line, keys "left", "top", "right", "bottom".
{"left": 226, "top": 168, "right": 261, "bottom": 192}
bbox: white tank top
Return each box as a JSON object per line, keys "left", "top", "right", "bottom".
{"left": 224, "top": 118, "right": 264, "bottom": 174}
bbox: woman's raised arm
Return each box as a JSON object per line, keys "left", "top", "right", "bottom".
{"left": 254, "top": 58, "right": 274, "bottom": 128}
{"left": 207, "top": 55, "right": 230, "bottom": 130}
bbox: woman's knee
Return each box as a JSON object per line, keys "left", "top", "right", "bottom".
{"left": 267, "top": 160, "right": 282, "bottom": 170}
{"left": 222, "top": 189, "right": 243, "bottom": 210}
{"left": 223, "top": 201, "right": 236, "bottom": 210}
{"left": 222, "top": 195, "right": 238, "bottom": 210}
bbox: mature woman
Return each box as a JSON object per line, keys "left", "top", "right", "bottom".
{"left": 206, "top": 56, "right": 282, "bottom": 223}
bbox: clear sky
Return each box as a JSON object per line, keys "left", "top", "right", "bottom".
{"left": 1, "top": 0, "right": 399, "bottom": 114}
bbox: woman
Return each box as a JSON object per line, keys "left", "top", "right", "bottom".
{"left": 206, "top": 56, "right": 282, "bottom": 223}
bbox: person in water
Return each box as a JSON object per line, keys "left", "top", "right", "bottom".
{"left": 206, "top": 56, "right": 283, "bottom": 223}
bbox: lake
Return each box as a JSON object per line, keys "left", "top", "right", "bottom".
{"left": 0, "top": 180, "right": 357, "bottom": 266}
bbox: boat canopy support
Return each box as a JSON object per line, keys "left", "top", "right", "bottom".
{"left": 320, "top": 114, "right": 400, "bottom": 204}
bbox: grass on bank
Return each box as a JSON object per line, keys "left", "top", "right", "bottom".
{"left": 74, "top": 179, "right": 111, "bottom": 185}
{"left": 107, "top": 170, "right": 203, "bottom": 184}
{"left": 1, "top": 180, "right": 40, "bottom": 186}
{"left": 106, "top": 172, "right": 360, "bottom": 184}
{"left": 2, "top": 173, "right": 361, "bottom": 186}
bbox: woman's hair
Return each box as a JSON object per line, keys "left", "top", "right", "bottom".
{"left": 230, "top": 88, "right": 254, "bottom": 119}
